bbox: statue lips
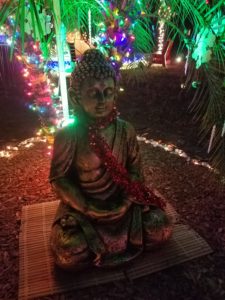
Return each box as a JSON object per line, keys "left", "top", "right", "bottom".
{"left": 95, "top": 106, "right": 106, "bottom": 112}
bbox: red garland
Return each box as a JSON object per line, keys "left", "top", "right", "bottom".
{"left": 88, "top": 109, "right": 166, "bottom": 210}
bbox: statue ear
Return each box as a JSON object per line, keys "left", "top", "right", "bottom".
{"left": 68, "top": 87, "right": 77, "bottom": 104}
{"left": 68, "top": 87, "right": 81, "bottom": 115}
{"left": 68, "top": 87, "right": 80, "bottom": 109}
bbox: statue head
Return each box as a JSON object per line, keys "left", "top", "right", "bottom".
{"left": 69, "top": 49, "right": 117, "bottom": 119}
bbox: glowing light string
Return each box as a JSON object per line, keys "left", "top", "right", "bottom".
{"left": 53, "top": 0, "right": 69, "bottom": 122}
{"left": 207, "top": 124, "right": 216, "bottom": 153}
{"left": 221, "top": 121, "right": 225, "bottom": 137}
{"left": 88, "top": 9, "right": 92, "bottom": 45}
{"left": 156, "top": 20, "right": 165, "bottom": 54}
{"left": 0, "top": 137, "right": 46, "bottom": 159}
{"left": 137, "top": 136, "right": 214, "bottom": 171}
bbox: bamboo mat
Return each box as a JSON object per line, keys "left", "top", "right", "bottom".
{"left": 19, "top": 201, "right": 212, "bottom": 300}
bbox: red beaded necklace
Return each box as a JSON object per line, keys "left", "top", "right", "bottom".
{"left": 88, "top": 108, "right": 166, "bottom": 210}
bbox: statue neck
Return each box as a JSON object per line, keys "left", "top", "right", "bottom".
{"left": 77, "top": 107, "right": 118, "bottom": 130}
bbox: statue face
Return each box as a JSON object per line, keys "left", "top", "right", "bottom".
{"left": 79, "top": 77, "right": 115, "bottom": 119}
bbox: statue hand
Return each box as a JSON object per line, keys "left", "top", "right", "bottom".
{"left": 86, "top": 200, "right": 131, "bottom": 221}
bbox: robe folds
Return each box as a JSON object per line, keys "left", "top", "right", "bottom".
{"left": 49, "top": 118, "right": 171, "bottom": 269}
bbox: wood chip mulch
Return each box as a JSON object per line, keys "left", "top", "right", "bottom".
{"left": 1, "top": 137, "right": 225, "bottom": 300}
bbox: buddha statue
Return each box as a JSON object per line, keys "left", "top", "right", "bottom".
{"left": 49, "top": 49, "right": 172, "bottom": 271}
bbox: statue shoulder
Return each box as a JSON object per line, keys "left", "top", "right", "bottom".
{"left": 54, "top": 123, "right": 77, "bottom": 142}
{"left": 117, "top": 118, "right": 137, "bottom": 137}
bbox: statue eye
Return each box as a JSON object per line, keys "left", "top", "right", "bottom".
{"left": 88, "top": 89, "right": 98, "bottom": 98}
{"left": 104, "top": 88, "right": 114, "bottom": 98}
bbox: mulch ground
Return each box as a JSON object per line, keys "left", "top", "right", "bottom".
{"left": 0, "top": 65, "right": 225, "bottom": 300}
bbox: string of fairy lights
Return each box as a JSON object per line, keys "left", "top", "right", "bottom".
{"left": 0, "top": 0, "right": 177, "bottom": 134}
{"left": 0, "top": 15, "right": 68, "bottom": 138}
{"left": 92, "top": 0, "right": 138, "bottom": 73}
{"left": 0, "top": 0, "right": 154, "bottom": 140}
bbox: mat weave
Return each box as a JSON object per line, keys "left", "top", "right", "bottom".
{"left": 19, "top": 201, "right": 212, "bottom": 300}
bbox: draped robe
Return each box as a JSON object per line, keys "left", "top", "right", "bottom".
{"left": 49, "top": 118, "right": 171, "bottom": 269}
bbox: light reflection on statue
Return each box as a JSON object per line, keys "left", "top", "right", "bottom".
{"left": 49, "top": 49, "right": 172, "bottom": 271}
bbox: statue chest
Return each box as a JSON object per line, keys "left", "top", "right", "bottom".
{"left": 73, "top": 125, "right": 115, "bottom": 182}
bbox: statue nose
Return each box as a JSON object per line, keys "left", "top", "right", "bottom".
{"left": 98, "top": 92, "right": 106, "bottom": 103}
